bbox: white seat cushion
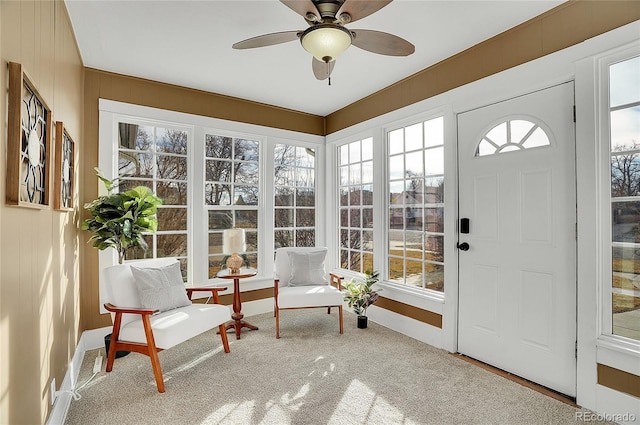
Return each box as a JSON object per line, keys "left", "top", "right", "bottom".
{"left": 278, "top": 285, "right": 343, "bottom": 309}
{"left": 119, "top": 304, "right": 231, "bottom": 349}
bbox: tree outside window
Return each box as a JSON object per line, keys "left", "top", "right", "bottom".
{"left": 274, "top": 144, "right": 316, "bottom": 249}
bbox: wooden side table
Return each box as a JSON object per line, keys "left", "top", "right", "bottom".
{"left": 216, "top": 268, "right": 258, "bottom": 339}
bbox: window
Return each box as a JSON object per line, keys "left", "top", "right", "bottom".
{"left": 274, "top": 144, "right": 316, "bottom": 248}
{"left": 117, "top": 121, "right": 189, "bottom": 276}
{"left": 476, "top": 119, "right": 550, "bottom": 156}
{"left": 101, "top": 101, "right": 325, "bottom": 289}
{"left": 205, "top": 133, "right": 260, "bottom": 278}
{"left": 338, "top": 138, "right": 374, "bottom": 273}
{"left": 608, "top": 55, "right": 640, "bottom": 341}
{"left": 387, "top": 117, "right": 444, "bottom": 291}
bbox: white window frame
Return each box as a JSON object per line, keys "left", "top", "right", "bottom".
{"left": 201, "top": 127, "right": 264, "bottom": 279}
{"left": 273, "top": 142, "right": 319, "bottom": 249}
{"left": 596, "top": 45, "right": 640, "bottom": 349}
{"left": 337, "top": 136, "right": 375, "bottom": 274}
{"left": 113, "top": 118, "right": 193, "bottom": 269}
{"left": 384, "top": 115, "right": 446, "bottom": 293}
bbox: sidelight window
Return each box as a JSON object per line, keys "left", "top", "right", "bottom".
{"left": 608, "top": 55, "right": 640, "bottom": 341}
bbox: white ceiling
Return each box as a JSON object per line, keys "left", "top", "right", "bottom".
{"left": 65, "top": 0, "right": 565, "bottom": 116}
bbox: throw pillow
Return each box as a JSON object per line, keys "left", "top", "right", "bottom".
{"left": 130, "top": 262, "right": 192, "bottom": 312}
{"left": 287, "top": 250, "right": 329, "bottom": 286}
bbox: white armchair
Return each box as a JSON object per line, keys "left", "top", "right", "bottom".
{"left": 274, "top": 247, "right": 344, "bottom": 338}
{"left": 101, "top": 257, "right": 231, "bottom": 392}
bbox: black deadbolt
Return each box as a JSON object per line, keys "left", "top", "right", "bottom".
{"left": 460, "top": 218, "right": 470, "bottom": 234}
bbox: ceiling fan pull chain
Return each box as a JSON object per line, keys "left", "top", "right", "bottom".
{"left": 328, "top": 76, "right": 331, "bottom": 86}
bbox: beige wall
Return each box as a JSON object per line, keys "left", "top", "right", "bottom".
{"left": 0, "top": 1, "right": 84, "bottom": 424}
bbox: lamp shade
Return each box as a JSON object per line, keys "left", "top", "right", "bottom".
{"left": 301, "top": 24, "right": 352, "bottom": 63}
{"left": 223, "top": 228, "right": 246, "bottom": 254}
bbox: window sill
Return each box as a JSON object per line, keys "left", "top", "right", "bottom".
{"left": 597, "top": 334, "right": 640, "bottom": 357}
{"left": 378, "top": 281, "right": 445, "bottom": 314}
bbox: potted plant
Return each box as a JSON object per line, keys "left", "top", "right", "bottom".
{"left": 82, "top": 168, "right": 162, "bottom": 264}
{"left": 343, "top": 270, "right": 381, "bottom": 329}
{"left": 82, "top": 168, "right": 162, "bottom": 357}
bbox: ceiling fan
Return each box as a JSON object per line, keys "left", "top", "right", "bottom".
{"left": 232, "top": 0, "right": 415, "bottom": 83}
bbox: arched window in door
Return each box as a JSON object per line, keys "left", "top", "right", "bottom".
{"left": 476, "top": 119, "right": 550, "bottom": 156}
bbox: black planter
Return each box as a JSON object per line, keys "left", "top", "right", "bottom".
{"left": 357, "top": 315, "right": 368, "bottom": 329}
{"left": 104, "top": 333, "right": 130, "bottom": 358}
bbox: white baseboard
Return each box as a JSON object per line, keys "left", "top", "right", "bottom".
{"left": 238, "top": 297, "right": 273, "bottom": 318}
{"left": 594, "top": 385, "right": 640, "bottom": 425}
{"left": 367, "top": 305, "right": 443, "bottom": 349}
{"left": 82, "top": 326, "right": 113, "bottom": 350}
{"left": 46, "top": 326, "right": 111, "bottom": 425}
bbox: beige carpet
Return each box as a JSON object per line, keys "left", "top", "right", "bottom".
{"left": 64, "top": 310, "right": 609, "bottom": 425}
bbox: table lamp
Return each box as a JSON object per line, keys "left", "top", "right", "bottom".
{"left": 223, "top": 228, "right": 246, "bottom": 274}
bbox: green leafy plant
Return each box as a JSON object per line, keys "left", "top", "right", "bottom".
{"left": 343, "top": 270, "right": 381, "bottom": 316}
{"left": 82, "top": 168, "right": 162, "bottom": 264}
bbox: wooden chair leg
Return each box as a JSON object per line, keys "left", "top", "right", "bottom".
{"left": 339, "top": 305, "right": 344, "bottom": 334}
{"left": 142, "top": 315, "right": 165, "bottom": 393}
{"left": 275, "top": 308, "right": 280, "bottom": 339}
{"left": 105, "top": 312, "right": 123, "bottom": 372}
{"left": 219, "top": 323, "right": 230, "bottom": 353}
{"left": 148, "top": 347, "right": 165, "bottom": 393}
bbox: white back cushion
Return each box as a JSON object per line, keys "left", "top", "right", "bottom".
{"left": 274, "top": 247, "right": 329, "bottom": 288}
{"left": 101, "top": 257, "right": 178, "bottom": 326}
{"left": 131, "top": 262, "right": 191, "bottom": 312}
{"left": 287, "top": 250, "right": 329, "bottom": 286}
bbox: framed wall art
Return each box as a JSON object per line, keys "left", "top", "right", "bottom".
{"left": 6, "top": 62, "right": 53, "bottom": 208}
{"left": 53, "top": 122, "right": 75, "bottom": 211}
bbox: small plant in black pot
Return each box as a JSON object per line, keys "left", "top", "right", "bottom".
{"left": 343, "top": 270, "right": 381, "bottom": 329}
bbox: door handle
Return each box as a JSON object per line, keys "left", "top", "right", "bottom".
{"left": 457, "top": 242, "right": 470, "bottom": 251}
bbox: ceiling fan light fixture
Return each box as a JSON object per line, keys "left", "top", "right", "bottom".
{"left": 300, "top": 24, "right": 352, "bottom": 63}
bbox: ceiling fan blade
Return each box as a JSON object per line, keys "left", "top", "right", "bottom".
{"left": 232, "top": 31, "right": 301, "bottom": 49}
{"left": 351, "top": 29, "right": 415, "bottom": 56}
{"left": 312, "top": 57, "right": 335, "bottom": 80}
{"left": 336, "top": 0, "right": 392, "bottom": 24}
{"left": 280, "top": 0, "right": 321, "bottom": 22}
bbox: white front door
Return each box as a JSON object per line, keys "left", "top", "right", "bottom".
{"left": 457, "top": 82, "right": 577, "bottom": 397}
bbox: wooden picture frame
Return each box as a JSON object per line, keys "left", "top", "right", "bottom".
{"left": 6, "top": 62, "right": 53, "bottom": 208}
{"left": 53, "top": 122, "right": 75, "bottom": 211}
